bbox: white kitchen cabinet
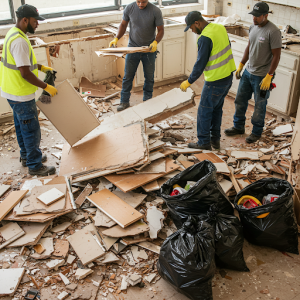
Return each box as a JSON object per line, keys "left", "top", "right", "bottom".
{"left": 185, "top": 29, "right": 198, "bottom": 75}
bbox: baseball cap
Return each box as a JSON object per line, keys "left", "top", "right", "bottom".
{"left": 16, "top": 4, "right": 45, "bottom": 21}
{"left": 184, "top": 11, "right": 202, "bottom": 32}
{"left": 249, "top": 2, "right": 269, "bottom": 17}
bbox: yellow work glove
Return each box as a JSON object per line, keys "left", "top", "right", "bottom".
{"left": 235, "top": 62, "right": 244, "bottom": 80}
{"left": 41, "top": 65, "right": 55, "bottom": 74}
{"left": 149, "top": 40, "right": 158, "bottom": 53}
{"left": 44, "top": 84, "right": 58, "bottom": 97}
{"left": 180, "top": 80, "right": 191, "bottom": 92}
{"left": 109, "top": 37, "right": 118, "bottom": 48}
{"left": 260, "top": 74, "right": 273, "bottom": 90}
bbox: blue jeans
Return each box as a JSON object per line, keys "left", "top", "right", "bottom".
{"left": 197, "top": 80, "right": 232, "bottom": 146}
{"left": 233, "top": 69, "right": 270, "bottom": 136}
{"left": 121, "top": 52, "right": 156, "bottom": 103}
{"left": 8, "top": 99, "right": 42, "bottom": 171}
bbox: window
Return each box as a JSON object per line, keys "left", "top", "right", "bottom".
{"left": 0, "top": 0, "right": 14, "bottom": 25}
{"left": 162, "top": 0, "right": 198, "bottom": 5}
{"left": 22, "top": 0, "right": 118, "bottom": 18}
{"left": 122, "top": 0, "right": 156, "bottom": 5}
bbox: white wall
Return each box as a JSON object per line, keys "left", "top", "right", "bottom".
{"left": 222, "top": 0, "right": 300, "bottom": 30}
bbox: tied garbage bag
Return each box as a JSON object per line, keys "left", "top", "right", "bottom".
{"left": 200, "top": 205, "right": 249, "bottom": 271}
{"left": 160, "top": 160, "right": 234, "bottom": 229}
{"left": 234, "top": 178, "right": 298, "bottom": 254}
{"left": 157, "top": 216, "right": 215, "bottom": 300}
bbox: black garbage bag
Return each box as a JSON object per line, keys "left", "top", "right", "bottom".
{"left": 234, "top": 178, "right": 298, "bottom": 254}
{"left": 157, "top": 216, "right": 215, "bottom": 300}
{"left": 160, "top": 160, "right": 234, "bottom": 229}
{"left": 200, "top": 205, "right": 249, "bottom": 271}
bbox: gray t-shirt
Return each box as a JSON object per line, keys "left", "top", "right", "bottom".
{"left": 123, "top": 2, "right": 163, "bottom": 47}
{"left": 246, "top": 21, "right": 282, "bottom": 76}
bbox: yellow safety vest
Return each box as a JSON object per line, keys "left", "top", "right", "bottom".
{"left": 198, "top": 23, "right": 236, "bottom": 82}
{"left": 0, "top": 27, "right": 38, "bottom": 96}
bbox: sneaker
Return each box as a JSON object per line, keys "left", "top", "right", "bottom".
{"left": 188, "top": 142, "right": 212, "bottom": 150}
{"left": 224, "top": 127, "right": 245, "bottom": 136}
{"left": 245, "top": 133, "right": 261, "bottom": 144}
{"left": 29, "top": 165, "right": 56, "bottom": 176}
{"left": 117, "top": 103, "right": 130, "bottom": 112}
{"left": 211, "top": 140, "right": 220, "bottom": 150}
{"left": 21, "top": 154, "right": 47, "bottom": 167}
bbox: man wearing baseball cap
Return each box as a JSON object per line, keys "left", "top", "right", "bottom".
{"left": 180, "top": 11, "right": 236, "bottom": 150}
{"left": 225, "top": 2, "right": 282, "bottom": 143}
{"left": 0, "top": 4, "right": 57, "bottom": 176}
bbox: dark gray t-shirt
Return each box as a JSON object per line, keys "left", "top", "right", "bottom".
{"left": 246, "top": 21, "right": 282, "bottom": 76}
{"left": 123, "top": 2, "right": 163, "bottom": 47}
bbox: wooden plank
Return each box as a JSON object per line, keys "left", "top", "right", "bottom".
{"left": 0, "top": 268, "right": 25, "bottom": 296}
{"left": 228, "top": 166, "right": 241, "bottom": 193}
{"left": 102, "top": 221, "right": 149, "bottom": 238}
{"left": 179, "top": 160, "right": 194, "bottom": 169}
{"left": 36, "top": 79, "right": 100, "bottom": 146}
{"left": 105, "top": 158, "right": 180, "bottom": 193}
{"left": 87, "top": 189, "right": 143, "bottom": 228}
{"left": 0, "top": 190, "right": 28, "bottom": 221}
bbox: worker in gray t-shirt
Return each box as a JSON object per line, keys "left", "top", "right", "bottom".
{"left": 225, "top": 2, "right": 282, "bottom": 144}
{"left": 108, "top": 0, "right": 164, "bottom": 111}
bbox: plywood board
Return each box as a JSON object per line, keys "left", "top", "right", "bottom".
{"left": 112, "top": 191, "right": 147, "bottom": 208}
{"left": 179, "top": 160, "right": 194, "bottom": 169}
{"left": 0, "top": 223, "right": 25, "bottom": 249}
{"left": 15, "top": 185, "right": 66, "bottom": 215}
{"left": 142, "top": 180, "right": 160, "bottom": 192}
{"left": 59, "top": 123, "right": 148, "bottom": 180}
{"left": 37, "top": 79, "right": 100, "bottom": 146}
{"left": 87, "top": 189, "right": 143, "bottom": 228}
{"left": 194, "top": 152, "right": 224, "bottom": 163}
{"left": 138, "top": 158, "right": 166, "bottom": 174}
{"left": 0, "top": 268, "right": 25, "bottom": 296}
{"left": 102, "top": 221, "right": 149, "bottom": 238}
{"left": 37, "top": 188, "right": 65, "bottom": 206}
{"left": 0, "top": 185, "right": 10, "bottom": 197}
{"left": 67, "top": 223, "right": 105, "bottom": 265}
{"left": 0, "top": 190, "right": 28, "bottom": 221}
{"left": 105, "top": 158, "right": 179, "bottom": 193}
{"left": 7, "top": 221, "right": 51, "bottom": 248}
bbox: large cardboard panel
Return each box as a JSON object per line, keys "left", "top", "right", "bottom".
{"left": 37, "top": 79, "right": 100, "bottom": 146}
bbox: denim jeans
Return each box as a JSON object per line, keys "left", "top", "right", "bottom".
{"left": 7, "top": 99, "right": 42, "bottom": 171}
{"left": 233, "top": 69, "right": 270, "bottom": 136}
{"left": 120, "top": 52, "right": 156, "bottom": 103}
{"left": 197, "top": 80, "right": 232, "bottom": 146}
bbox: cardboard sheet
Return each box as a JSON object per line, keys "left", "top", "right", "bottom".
{"left": 105, "top": 158, "right": 179, "bottom": 193}
{"left": 59, "top": 123, "right": 149, "bottom": 180}
{"left": 87, "top": 189, "right": 143, "bottom": 228}
{"left": 37, "top": 79, "right": 100, "bottom": 146}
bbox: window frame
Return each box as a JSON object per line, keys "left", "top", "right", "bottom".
{"left": 0, "top": 0, "right": 15, "bottom": 25}
{"left": 162, "top": 0, "right": 198, "bottom": 5}
{"left": 21, "top": 0, "right": 120, "bottom": 19}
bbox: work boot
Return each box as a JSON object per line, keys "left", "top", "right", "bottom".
{"left": 245, "top": 133, "right": 261, "bottom": 144}
{"left": 117, "top": 103, "right": 130, "bottom": 112}
{"left": 211, "top": 140, "right": 220, "bottom": 150}
{"left": 188, "top": 142, "right": 212, "bottom": 150}
{"left": 21, "top": 154, "right": 47, "bottom": 167}
{"left": 29, "top": 165, "right": 56, "bottom": 176}
{"left": 224, "top": 127, "right": 245, "bottom": 136}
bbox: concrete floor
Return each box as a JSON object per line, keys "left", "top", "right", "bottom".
{"left": 1, "top": 75, "right": 297, "bottom": 300}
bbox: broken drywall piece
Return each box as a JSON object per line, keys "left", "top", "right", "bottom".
{"left": 138, "top": 241, "right": 160, "bottom": 254}
{"left": 146, "top": 206, "right": 165, "bottom": 239}
{"left": 75, "top": 183, "right": 93, "bottom": 207}
{"left": 7, "top": 221, "right": 51, "bottom": 248}
{"left": 102, "top": 235, "right": 118, "bottom": 251}
{"left": 67, "top": 223, "right": 105, "bottom": 265}
{"left": 138, "top": 249, "right": 148, "bottom": 260}
{"left": 0, "top": 190, "right": 29, "bottom": 221}
{"left": 51, "top": 222, "right": 72, "bottom": 233}
{"left": 219, "top": 179, "right": 233, "bottom": 194}
{"left": 30, "top": 237, "right": 54, "bottom": 259}
{"left": 149, "top": 151, "right": 165, "bottom": 162}
{"left": 0, "top": 222, "right": 25, "bottom": 249}
{"left": 255, "top": 164, "right": 269, "bottom": 174}
{"left": 46, "top": 259, "right": 65, "bottom": 270}
{"left": 230, "top": 150, "right": 261, "bottom": 160}
{"left": 37, "top": 188, "right": 65, "bottom": 206}
{"left": 53, "top": 239, "right": 69, "bottom": 258}
{"left": 145, "top": 273, "right": 156, "bottom": 283}
{"left": 33, "top": 243, "right": 45, "bottom": 254}
{"left": 0, "top": 268, "right": 25, "bottom": 296}
{"left": 59, "top": 273, "right": 70, "bottom": 285}
{"left": 93, "top": 209, "right": 116, "bottom": 227}
{"left": 272, "top": 124, "right": 293, "bottom": 136}
{"left": 240, "top": 164, "right": 256, "bottom": 175}
{"left": 67, "top": 254, "right": 76, "bottom": 265}
{"left": 37, "top": 79, "right": 100, "bottom": 146}
{"left": 102, "top": 221, "right": 149, "bottom": 238}
{"left": 259, "top": 145, "right": 275, "bottom": 154}
{"left": 0, "top": 184, "right": 10, "bottom": 197}
{"left": 98, "top": 251, "right": 119, "bottom": 264}
{"left": 131, "top": 246, "right": 140, "bottom": 261}
{"left": 137, "top": 158, "right": 166, "bottom": 174}
{"left": 142, "top": 180, "right": 160, "bottom": 192}
{"left": 156, "top": 121, "right": 171, "bottom": 130}
{"left": 111, "top": 190, "right": 147, "bottom": 208}
{"left": 265, "top": 161, "right": 286, "bottom": 175}
{"left": 149, "top": 140, "right": 165, "bottom": 151}
{"left": 121, "top": 276, "right": 129, "bottom": 291}
{"left": 58, "top": 291, "right": 69, "bottom": 300}
{"left": 128, "top": 274, "right": 142, "bottom": 286}
{"left": 75, "top": 268, "right": 93, "bottom": 280}
{"left": 87, "top": 189, "right": 143, "bottom": 228}
{"left": 79, "top": 76, "right": 106, "bottom": 98}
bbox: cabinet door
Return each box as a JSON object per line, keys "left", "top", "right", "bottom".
{"left": 162, "top": 38, "right": 185, "bottom": 79}
{"left": 185, "top": 30, "right": 198, "bottom": 75}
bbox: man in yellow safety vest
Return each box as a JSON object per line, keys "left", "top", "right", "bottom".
{"left": 180, "top": 11, "right": 236, "bottom": 150}
{"left": 0, "top": 4, "right": 58, "bottom": 176}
